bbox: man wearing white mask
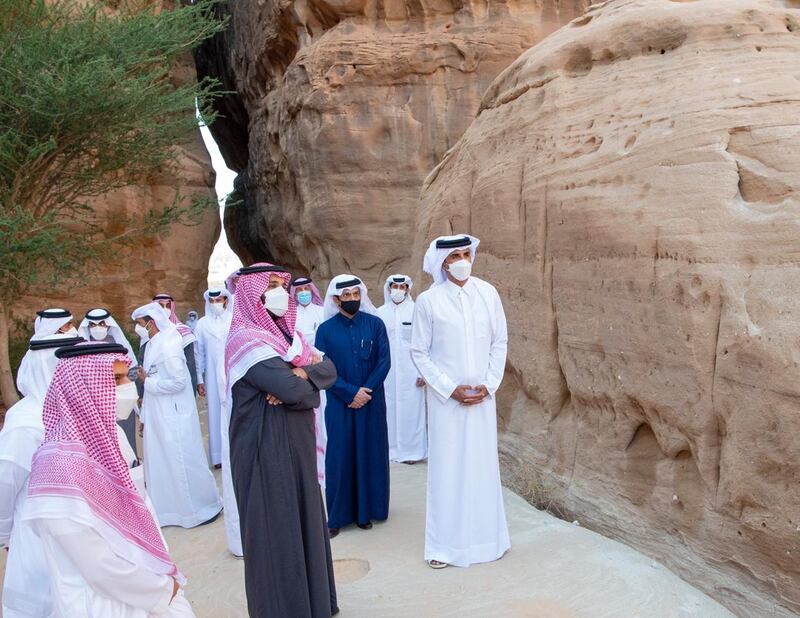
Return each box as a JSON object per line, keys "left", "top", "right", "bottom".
{"left": 132, "top": 302, "right": 222, "bottom": 529}
{"left": 0, "top": 331, "right": 82, "bottom": 618}
{"left": 152, "top": 294, "right": 199, "bottom": 392}
{"left": 410, "top": 234, "right": 510, "bottom": 569}
{"left": 193, "top": 288, "right": 233, "bottom": 469}
{"left": 79, "top": 308, "right": 140, "bottom": 453}
{"left": 377, "top": 275, "right": 427, "bottom": 464}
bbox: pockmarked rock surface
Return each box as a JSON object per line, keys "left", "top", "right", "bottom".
{"left": 12, "top": 56, "right": 219, "bottom": 333}
{"left": 196, "top": 0, "right": 591, "bottom": 285}
{"left": 412, "top": 1, "right": 800, "bottom": 615}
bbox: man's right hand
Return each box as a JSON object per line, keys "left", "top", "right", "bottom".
{"left": 351, "top": 387, "right": 372, "bottom": 408}
{"left": 451, "top": 385, "right": 484, "bottom": 406}
{"left": 197, "top": 384, "right": 206, "bottom": 397}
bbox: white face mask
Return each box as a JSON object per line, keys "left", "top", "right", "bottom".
{"left": 263, "top": 286, "right": 289, "bottom": 317}
{"left": 61, "top": 326, "right": 79, "bottom": 337}
{"left": 447, "top": 259, "right": 472, "bottom": 282}
{"left": 89, "top": 325, "right": 109, "bottom": 341}
{"left": 134, "top": 324, "right": 149, "bottom": 340}
{"left": 390, "top": 288, "right": 406, "bottom": 304}
{"left": 209, "top": 303, "right": 226, "bottom": 316}
{"left": 115, "top": 381, "right": 138, "bottom": 421}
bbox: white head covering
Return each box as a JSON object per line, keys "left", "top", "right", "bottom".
{"left": 422, "top": 234, "right": 480, "bottom": 285}
{"left": 323, "top": 274, "right": 378, "bottom": 320}
{"left": 203, "top": 287, "right": 233, "bottom": 317}
{"left": 15, "top": 332, "right": 85, "bottom": 400}
{"left": 131, "top": 302, "right": 176, "bottom": 334}
{"left": 31, "top": 308, "right": 74, "bottom": 341}
{"left": 79, "top": 308, "right": 138, "bottom": 367}
{"left": 382, "top": 274, "right": 414, "bottom": 305}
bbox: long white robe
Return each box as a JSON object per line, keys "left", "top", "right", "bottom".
{"left": 142, "top": 328, "right": 221, "bottom": 528}
{"left": 31, "top": 516, "right": 194, "bottom": 618}
{"left": 193, "top": 313, "right": 231, "bottom": 467}
{"left": 0, "top": 397, "right": 54, "bottom": 618}
{"left": 410, "top": 277, "right": 510, "bottom": 567}
{"left": 377, "top": 298, "right": 427, "bottom": 462}
{"left": 295, "top": 302, "right": 328, "bottom": 485}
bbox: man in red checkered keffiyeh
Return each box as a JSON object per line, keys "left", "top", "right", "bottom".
{"left": 223, "top": 263, "right": 339, "bottom": 617}
{"left": 24, "top": 344, "right": 196, "bottom": 616}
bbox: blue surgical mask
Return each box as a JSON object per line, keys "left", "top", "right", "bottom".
{"left": 297, "top": 291, "right": 313, "bottom": 306}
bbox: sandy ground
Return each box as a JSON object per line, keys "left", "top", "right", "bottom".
{"left": 1, "top": 404, "right": 734, "bottom": 618}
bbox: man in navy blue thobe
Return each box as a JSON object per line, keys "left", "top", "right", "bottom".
{"left": 316, "top": 275, "right": 391, "bottom": 537}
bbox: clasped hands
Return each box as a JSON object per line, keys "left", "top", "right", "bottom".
{"left": 451, "top": 384, "right": 489, "bottom": 406}
{"left": 348, "top": 387, "right": 372, "bottom": 409}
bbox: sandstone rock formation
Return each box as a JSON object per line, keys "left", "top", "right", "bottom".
{"left": 196, "top": 0, "right": 591, "bottom": 285}
{"left": 412, "top": 0, "right": 800, "bottom": 615}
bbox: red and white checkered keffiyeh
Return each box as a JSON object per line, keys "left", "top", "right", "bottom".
{"left": 153, "top": 294, "right": 194, "bottom": 342}
{"left": 225, "top": 263, "right": 315, "bottom": 389}
{"left": 27, "top": 349, "right": 182, "bottom": 582}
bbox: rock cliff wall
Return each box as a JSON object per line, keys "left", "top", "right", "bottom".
{"left": 412, "top": 1, "right": 800, "bottom": 614}
{"left": 196, "top": 0, "right": 591, "bottom": 286}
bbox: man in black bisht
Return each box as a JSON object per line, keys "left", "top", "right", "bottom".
{"left": 225, "top": 263, "right": 339, "bottom": 617}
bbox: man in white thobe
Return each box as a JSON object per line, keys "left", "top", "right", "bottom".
{"left": 192, "top": 288, "right": 241, "bottom": 560}
{"left": 194, "top": 288, "right": 233, "bottom": 469}
{"left": 0, "top": 330, "right": 82, "bottom": 618}
{"left": 23, "top": 343, "right": 195, "bottom": 617}
{"left": 79, "top": 308, "right": 140, "bottom": 454}
{"left": 377, "top": 274, "right": 427, "bottom": 463}
{"left": 410, "top": 234, "right": 510, "bottom": 569}
{"left": 132, "top": 303, "right": 222, "bottom": 529}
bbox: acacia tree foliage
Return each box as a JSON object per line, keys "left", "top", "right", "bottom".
{"left": 0, "top": 0, "right": 227, "bottom": 406}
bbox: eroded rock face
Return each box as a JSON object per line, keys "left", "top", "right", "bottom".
{"left": 413, "top": 1, "right": 800, "bottom": 614}
{"left": 202, "top": 0, "right": 590, "bottom": 286}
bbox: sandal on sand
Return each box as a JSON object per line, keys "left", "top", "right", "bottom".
{"left": 427, "top": 560, "right": 448, "bottom": 569}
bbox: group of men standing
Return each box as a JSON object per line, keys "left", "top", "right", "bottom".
{"left": 0, "top": 232, "right": 511, "bottom": 617}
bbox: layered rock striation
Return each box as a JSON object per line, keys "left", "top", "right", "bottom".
{"left": 412, "top": 1, "right": 800, "bottom": 615}
{"left": 196, "top": 0, "right": 591, "bottom": 284}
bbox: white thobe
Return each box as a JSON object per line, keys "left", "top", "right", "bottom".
{"left": 295, "top": 303, "right": 328, "bottom": 485}
{"left": 0, "top": 397, "right": 54, "bottom": 618}
{"left": 377, "top": 298, "right": 427, "bottom": 462}
{"left": 142, "top": 329, "right": 221, "bottom": 528}
{"left": 193, "top": 314, "right": 231, "bottom": 466}
{"left": 410, "top": 277, "right": 510, "bottom": 567}
{"left": 32, "top": 517, "right": 194, "bottom": 618}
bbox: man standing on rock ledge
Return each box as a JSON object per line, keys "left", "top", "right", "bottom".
{"left": 411, "top": 234, "right": 510, "bottom": 569}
